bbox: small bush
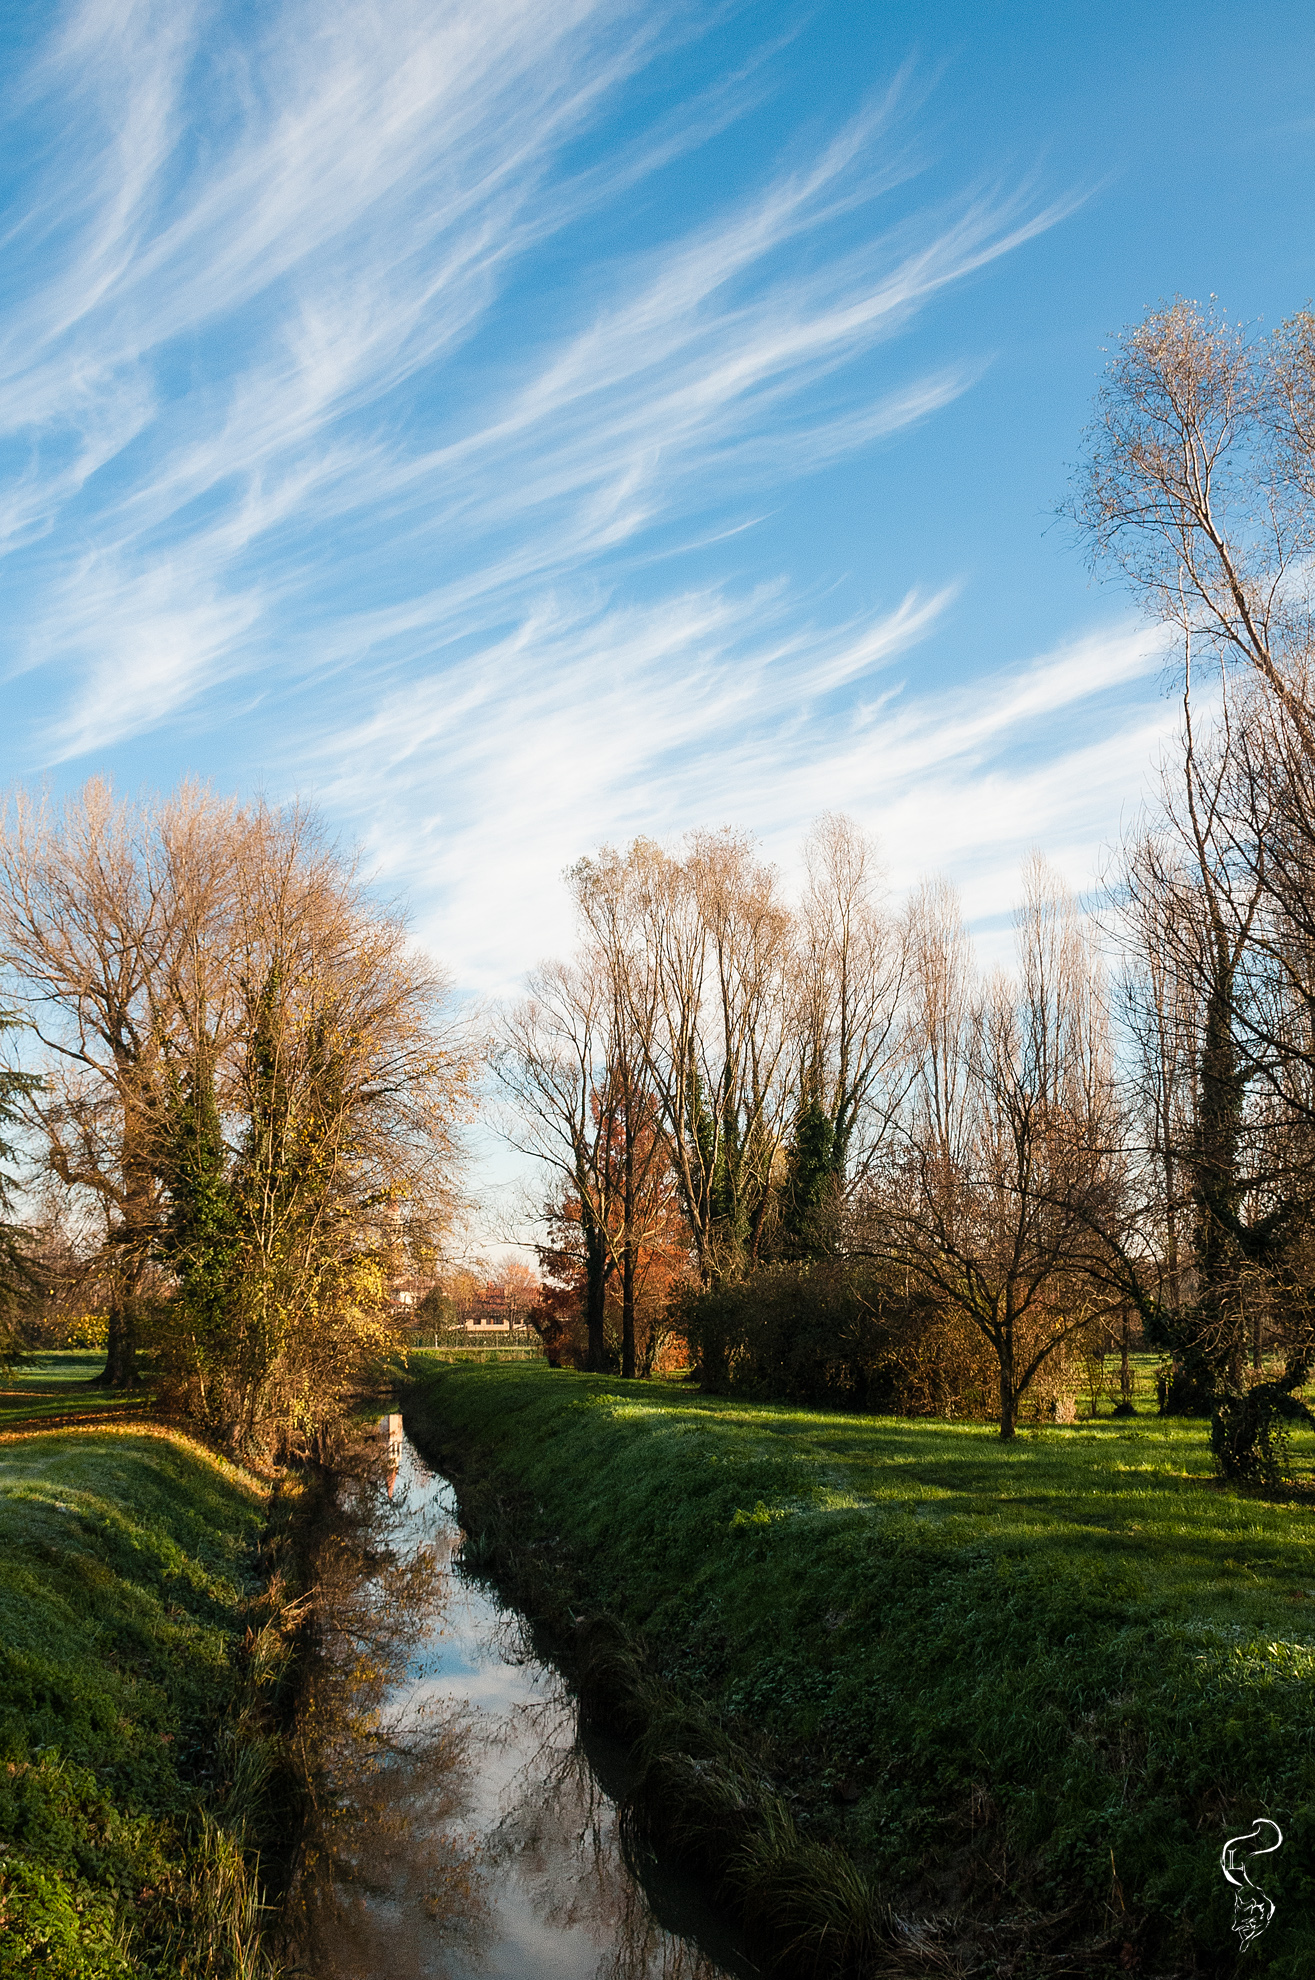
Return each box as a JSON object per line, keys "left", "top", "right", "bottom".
{"left": 19, "top": 1311, "right": 109, "bottom": 1352}
{"left": 676, "top": 1261, "right": 995, "bottom": 1414}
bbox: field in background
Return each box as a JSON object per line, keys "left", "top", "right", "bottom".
{"left": 406, "top": 1342, "right": 546, "bottom": 1364}
{"left": 0, "top": 1350, "right": 150, "bottom": 1431}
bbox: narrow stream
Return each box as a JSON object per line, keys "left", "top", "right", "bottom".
{"left": 293, "top": 1421, "right": 754, "bottom": 1980}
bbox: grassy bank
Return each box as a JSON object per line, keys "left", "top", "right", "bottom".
{"left": 404, "top": 1360, "right": 1315, "bottom": 1975}
{"left": 0, "top": 1418, "right": 291, "bottom": 1977}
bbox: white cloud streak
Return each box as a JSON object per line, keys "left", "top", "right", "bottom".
{"left": 0, "top": 0, "right": 1071, "bottom": 766}
{"left": 294, "top": 591, "right": 1171, "bottom": 992}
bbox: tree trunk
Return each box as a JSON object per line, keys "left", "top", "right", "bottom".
{"left": 96, "top": 1283, "right": 139, "bottom": 1389}
{"left": 97, "top": 1162, "right": 154, "bottom": 1389}
{"left": 1120, "top": 1307, "right": 1132, "bottom": 1402}
{"left": 621, "top": 1243, "right": 636, "bottom": 1379}
{"left": 1194, "top": 974, "right": 1246, "bottom": 1389}
{"left": 94, "top": 1299, "right": 125, "bottom": 1387}
{"left": 998, "top": 1347, "right": 1016, "bottom": 1439}
{"left": 583, "top": 1215, "right": 609, "bottom": 1373}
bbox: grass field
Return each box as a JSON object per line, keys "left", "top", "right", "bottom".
{"left": 0, "top": 1419, "right": 274, "bottom": 1977}
{"left": 404, "top": 1343, "right": 545, "bottom": 1363}
{"left": 0, "top": 1352, "right": 147, "bottom": 1431}
{"left": 406, "top": 1360, "right": 1315, "bottom": 1973}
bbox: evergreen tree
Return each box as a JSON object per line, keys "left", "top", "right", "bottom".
{"left": 157, "top": 1050, "right": 240, "bottom": 1410}
{"left": 777, "top": 1099, "right": 839, "bottom": 1260}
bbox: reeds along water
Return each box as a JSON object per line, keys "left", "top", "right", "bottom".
{"left": 280, "top": 1419, "right": 751, "bottom": 1980}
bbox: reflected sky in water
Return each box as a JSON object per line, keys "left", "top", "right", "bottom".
{"left": 292, "top": 1428, "right": 752, "bottom": 1980}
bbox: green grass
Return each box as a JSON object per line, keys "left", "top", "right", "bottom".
{"left": 0, "top": 1353, "right": 147, "bottom": 1430}
{"left": 408, "top": 1343, "right": 546, "bottom": 1363}
{"left": 0, "top": 1424, "right": 271, "bottom": 1976}
{"left": 408, "top": 1359, "right": 1315, "bottom": 1972}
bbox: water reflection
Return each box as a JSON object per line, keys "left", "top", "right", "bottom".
{"left": 288, "top": 1423, "right": 752, "bottom": 1980}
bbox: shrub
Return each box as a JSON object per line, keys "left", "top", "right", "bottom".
{"left": 676, "top": 1262, "right": 996, "bottom": 1414}
{"left": 18, "top": 1310, "right": 110, "bottom": 1352}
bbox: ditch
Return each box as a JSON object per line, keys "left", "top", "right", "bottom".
{"left": 283, "top": 1416, "right": 752, "bottom": 1980}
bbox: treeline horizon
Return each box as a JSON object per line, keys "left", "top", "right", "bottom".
{"left": 5, "top": 296, "right": 1315, "bottom": 1480}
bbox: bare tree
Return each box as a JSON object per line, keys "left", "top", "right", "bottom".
{"left": 575, "top": 832, "right": 796, "bottom": 1295}
{"left": 1118, "top": 833, "right": 1196, "bottom": 1315}
{"left": 0, "top": 779, "right": 247, "bottom": 1385}
{"left": 779, "top": 814, "right": 904, "bottom": 1253}
{"left": 901, "top": 878, "right": 974, "bottom": 1161}
{"left": 1067, "top": 298, "right": 1315, "bottom": 1137}
{"left": 871, "top": 864, "right": 1122, "bottom": 1437}
{"left": 499, "top": 907, "right": 679, "bottom": 1381}
{"left": 498, "top": 959, "right": 622, "bottom": 1374}
{"left": 1115, "top": 683, "right": 1277, "bottom": 1396}
{"left": 1067, "top": 296, "right": 1315, "bottom": 736}
{"left": 566, "top": 854, "right": 680, "bottom": 1375}
{"left": 1070, "top": 297, "right": 1315, "bottom": 1473}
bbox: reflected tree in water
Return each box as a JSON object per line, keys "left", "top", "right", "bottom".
{"left": 283, "top": 1435, "right": 492, "bottom": 1972}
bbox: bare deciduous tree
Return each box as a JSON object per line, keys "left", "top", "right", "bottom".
{"left": 780, "top": 814, "right": 904, "bottom": 1252}
{"left": 581, "top": 831, "right": 796, "bottom": 1293}
{"left": 871, "top": 863, "right": 1121, "bottom": 1437}
{"left": 1067, "top": 296, "right": 1315, "bottom": 735}
{"left": 0, "top": 779, "right": 247, "bottom": 1384}
{"left": 498, "top": 960, "right": 623, "bottom": 1374}
{"left": 566, "top": 854, "right": 678, "bottom": 1375}
{"left": 1070, "top": 296, "right": 1315, "bottom": 1475}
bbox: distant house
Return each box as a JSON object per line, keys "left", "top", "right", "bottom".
{"left": 458, "top": 1286, "right": 520, "bottom": 1333}
{"left": 397, "top": 1274, "right": 542, "bottom": 1348}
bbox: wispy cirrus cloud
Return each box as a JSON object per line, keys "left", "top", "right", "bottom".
{"left": 292, "top": 583, "right": 1170, "bottom": 991}
{"left": 0, "top": 0, "right": 1075, "bottom": 773}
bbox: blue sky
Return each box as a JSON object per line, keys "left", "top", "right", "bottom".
{"left": 3, "top": 0, "right": 1315, "bottom": 997}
